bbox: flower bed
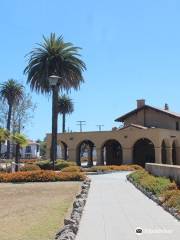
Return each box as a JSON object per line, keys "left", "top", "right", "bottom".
{"left": 0, "top": 170, "right": 86, "bottom": 183}
{"left": 127, "top": 170, "right": 180, "bottom": 220}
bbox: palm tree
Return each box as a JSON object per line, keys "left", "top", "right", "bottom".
{"left": 0, "top": 79, "right": 24, "bottom": 158}
{"left": 0, "top": 128, "right": 9, "bottom": 157}
{"left": 57, "top": 95, "right": 74, "bottom": 133}
{"left": 24, "top": 33, "right": 86, "bottom": 166}
{"left": 12, "top": 133, "right": 27, "bottom": 172}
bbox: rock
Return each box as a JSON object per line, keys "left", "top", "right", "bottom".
{"left": 64, "top": 218, "right": 76, "bottom": 225}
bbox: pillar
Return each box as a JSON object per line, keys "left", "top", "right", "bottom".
{"left": 68, "top": 148, "right": 77, "bottom": 164}
{"left": 155, "top": 147, "right": 162, "bottom": 164}
{"left": 96, "top": 148, "right": 103, "bottom": 165}
{"left": 87, "top": 146, "right": 93, "bottom": 167}
{"left": 123, "top": 148, "right": 133, "bottom": 164}
{"left": 166, "top": 147, "right": 173, "bottom": 165}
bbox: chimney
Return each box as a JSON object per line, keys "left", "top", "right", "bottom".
{"left": 137, "top": 99, "right": 145, "bottom": 109}
{"left": 164, "top": 103, "right": 169, "bottom": 111}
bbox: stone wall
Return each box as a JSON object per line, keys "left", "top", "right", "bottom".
{"left": 146, "top": 163, "right": 180, "bottom": 185}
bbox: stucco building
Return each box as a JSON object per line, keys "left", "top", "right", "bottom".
{"left": 46, "top": 100, "right": 180, "bottom": 167}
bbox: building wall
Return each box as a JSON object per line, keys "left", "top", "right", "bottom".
{"left": 124, "top": 108, "right": 180, "bottom": 130}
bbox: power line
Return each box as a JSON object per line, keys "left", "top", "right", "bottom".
{"left": 96, "top": 124, "right": 104, "bottom": 131}
{"left": 77, "top": 121, "right": 86, "bottom": 132}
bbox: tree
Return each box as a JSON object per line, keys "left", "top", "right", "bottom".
{"left": 57, "top": 95, "right": 74, "bottom": 133}
{"left": 12, "top": 133, "right": 28, "bottom": 172}
{"left": 12, "top": 92, "right": 36, "bottom": 134}
{"left": 24, "top": 33, "right": 86, "bottom": 166}
{"left": 0, "top": 128, "right": 9, "bottom": 156}
{"left": 0, "top": 79, "right": 24, "bottom": 158}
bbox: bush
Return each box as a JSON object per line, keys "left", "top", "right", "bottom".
{"left": 129, "top": 170, "right": 177, "bottom": 196}
{"left": 84, "top": 164, "right": 142, "bottom": 172}
{"left": 37, "top": 160, "right": 75, "bottom": 171}
{"left": 0, "top": 170, "right": 86, "bottom": 183}
{"left": 61, "top": 166, "right": 82, "bottom": 172}
{"left": 20, "top": 164, "right": 41, "bottom": 172}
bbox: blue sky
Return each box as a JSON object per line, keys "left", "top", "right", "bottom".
{"left": 0, "top": 0, "right": 180, "bottom": 140}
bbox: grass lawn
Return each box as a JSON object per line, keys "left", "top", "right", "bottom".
{"left": 0, "top": 182, "right": 81, "bottom": 240}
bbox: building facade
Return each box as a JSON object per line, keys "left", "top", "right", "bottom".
{"left": 46, "top": 100, "right": 180, "bottom": 167}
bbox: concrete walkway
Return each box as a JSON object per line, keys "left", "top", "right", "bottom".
{"left": 76, "top": 172, "right": 180, "bottom": 240}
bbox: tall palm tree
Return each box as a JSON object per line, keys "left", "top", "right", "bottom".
{"left": 57, "top": 95, "right": 74, "bottom": 133}
{"left": 12, "top": 133, "right": 27, "bottom": 172}
{"left": 0, "top": 128, "right": 9, "bottom": 157}
{"left": 24, "top": 33, "right": 86, "bottom": 165}
{"left": 0, "top": 79, "right": 24, "bottom": 158}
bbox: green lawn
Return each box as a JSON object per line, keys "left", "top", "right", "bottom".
{"left": 0, "top": 182, "right": 80, "bottom": 240}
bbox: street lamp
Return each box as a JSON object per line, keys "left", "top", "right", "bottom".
{"left": 49, "top": 75, "right": 61, "bottom": 170}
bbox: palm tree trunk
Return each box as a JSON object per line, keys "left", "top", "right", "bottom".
{"left": 0, "top": 141, "right": 1, "bottom": 157}
{"left": 62, "top": 113, "right": 66, "bottom": 133}
{"left": 15, "top": 143, "right": 20, "bottom": 172}
{"left": 7, "top": 104, "right": 12, "bottom": 159}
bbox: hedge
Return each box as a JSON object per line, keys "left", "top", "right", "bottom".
{"left": 36, "top": 160, "right": 75, "bottom": 170}
{"left": 83, "top": 164, "right": 142, "bottom": 172}
{"left": 128, "top": 170, "right": 180, "bottom": 212}
{"left": 0, "top": 170, "right": 86, "bottom": 183}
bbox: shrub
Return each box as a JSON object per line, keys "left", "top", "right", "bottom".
{"left": 0, "top": 170, "right": 86, "bottom": 183}
{"left": 37, "top": 160, "right": 75, "bottom": 170}
{"left": 61, "top": 166, "right": 82, "bottom": 172}
{"left": 20, "top": 164, "right": 41, "bottom": 172}
{"left": 129, "top": 170, "right": 177, "bottom": 196}
{"left": 165, "top": 191, "right": 180, "bottom": 211}
{"left": 85, "top": 165, "right": 142, "bottom": 172}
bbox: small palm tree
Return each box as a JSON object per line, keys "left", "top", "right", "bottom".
{"left": 0, "top": 128, "right": 9, "bottom": 157}
{"left": 12, "top": 133, "right": 28, "bottom": 172}
{"left": 0, "top": 79, "right": 24, "bottom": 158}
{"left": 57, "top": 95, "right": 74, "bottom": 133}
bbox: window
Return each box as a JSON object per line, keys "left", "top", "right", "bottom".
{"left": 25, "top": 146, "right": 31, "bottom": 153}
{"left": 176, "top": 122, "right": 179, "bottom": 130}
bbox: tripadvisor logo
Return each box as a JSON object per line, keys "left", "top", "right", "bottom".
{"left": 136, "top": 227, "right": 143, "bottom": 235}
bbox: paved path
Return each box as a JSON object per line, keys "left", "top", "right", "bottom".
{"left": 76, "top": 172, "right": 180, "bottom": 240}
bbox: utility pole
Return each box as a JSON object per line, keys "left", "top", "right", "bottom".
{"left": 77, "top": 121, "right": 86, "bottom": 132}
{"left": 96, "top": 124, "right": 104, "bottom": 131}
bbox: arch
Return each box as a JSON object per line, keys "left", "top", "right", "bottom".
{"left": 133, "top": 138, "right": 155, "bottom": 167}
{"left": 76, "top": 140, "right": 96, "bottom": 167}
{"left": 161, "top": 140, "right": 167, "bottom": 164}
{"left": 57, "top": 141, "right": 68, "bottom": 160}
{"left": 172, "top": 141, "right": 177, "bottom": 165}
{"left": 101, "top": 139, "right": 122, "bottom": 165}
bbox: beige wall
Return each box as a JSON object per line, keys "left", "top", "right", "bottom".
{"left": 124, "top": 108, "right": 180, "bottom": 130}
{"left": 146, "top": 163, "right": 180, "bottom": 185}
{"left": 46, "top": 127, "right": 180, "bottom": 166}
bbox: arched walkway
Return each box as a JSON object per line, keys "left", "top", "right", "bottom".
{"left": 101, "top": 139, "right": 122, "bottom": 165}
{"left": 133, "top": 138, "right": 155, "bottom": 167}
{"left": 76, "top": 140, "right": 96, "bottom": 167}
{"left": 161, "top": 140, "right": 167, "bottom": 164}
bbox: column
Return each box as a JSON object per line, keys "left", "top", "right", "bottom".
{"left": 96, "top": 148, "right": 103, "bottom": 166}
{"left": 123, "top": 148, "right": 133, "bottom": 164}
{"left": 68, "top": 148, "right": 77, "bottom": 164}
{"left": 87, "top": 146, "right": 93, "bottom": 167}
{"left": 166, "top": 147, "right": 173, "bottom": 165}
{"left": 155, "top": 147, "right": 162, "bottom": 164}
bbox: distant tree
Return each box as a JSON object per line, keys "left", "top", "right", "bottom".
{"left": 0, "top": 79, "right": 24, "bottom": 158}
{"left": 0, "top": 128, "right": 9, "bottom": 156}
{"left": 12, "top": 133, "right": 28, "bottom": 172}
{"left": 57, "top": 95, "right": 74, "bottom": 133}
{"left": 12, "top": 92, "right": 37, "bottom": 133}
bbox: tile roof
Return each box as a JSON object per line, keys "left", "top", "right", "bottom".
{"left": 115, "top": 105, "right": 180, "bottom": 122}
